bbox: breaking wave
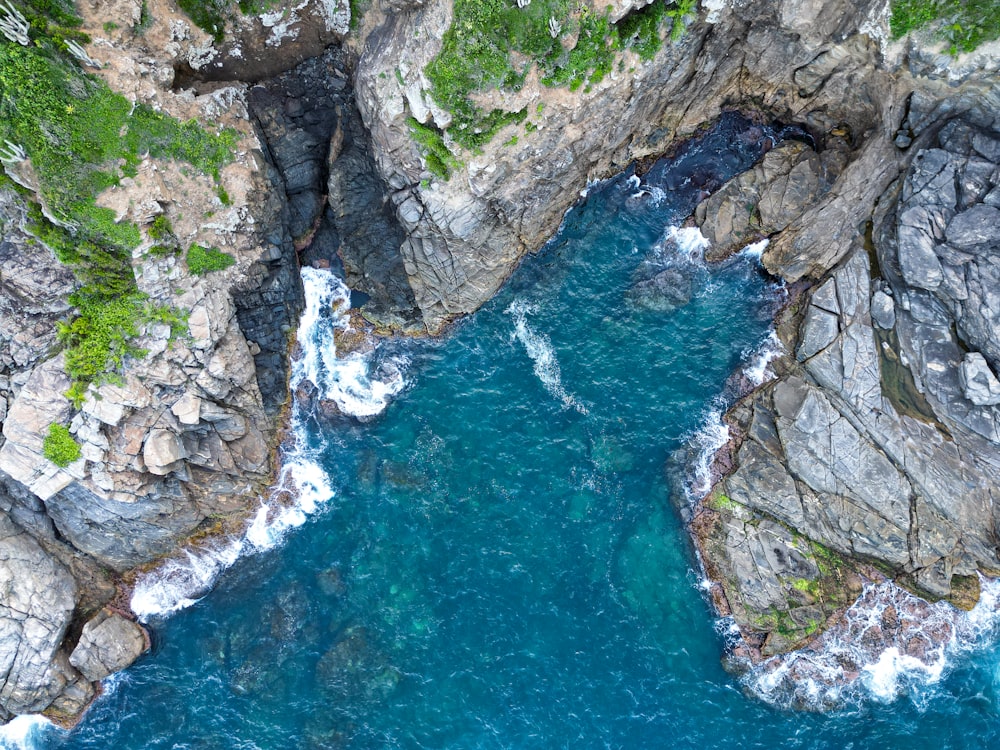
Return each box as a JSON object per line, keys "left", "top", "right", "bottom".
{"left": 685, "top": 405, "right": 730, "bottom": 501}
{"left": 0, "top": 716, "right": 54, "bottom": 750}
{"left": 742, "top": 330, "right": 783, "bottom": 387}
{"left": 131, "top": 267, "right": 403, "bottom": 621}
{"left": 743, "top": 576, "right": 1000, "bottom": 710}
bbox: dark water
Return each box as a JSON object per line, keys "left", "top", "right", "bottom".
{"left": 18, "top": 115, "right": 1000, "bottom": 749}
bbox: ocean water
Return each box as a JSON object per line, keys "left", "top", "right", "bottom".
{"left": 13, "top": 115, "right": 1000, "bottom": 749}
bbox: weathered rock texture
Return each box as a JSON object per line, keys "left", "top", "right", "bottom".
{"left": 692, "top": 85, "right": 1000, "bottom": 660}
{"left": 351, "top": 0, "right": 904, "bottom": 331}
{"left": 0, "top": 0, "right": 999, "bottom": 724}
{"left": 0, "top": 0, "right": 356, "bottom": 720}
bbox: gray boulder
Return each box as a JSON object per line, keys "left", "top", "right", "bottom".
{"left": 69, "top": 610, "right": 148, "bottom": 682}
{"left": 0, "top": 515, "right": 92, "bottom": 715}
{"left": 946, "top": 204, "right": 1000, "bottom": 250}
{"left": 959, "top": 353, "right": 1000, "bottom": 406}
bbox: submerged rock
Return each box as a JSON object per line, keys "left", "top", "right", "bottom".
{"left": 625, "top": 267, "right": 695, "bottom": 313}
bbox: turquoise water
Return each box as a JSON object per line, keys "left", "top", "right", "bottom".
{"left": 23, "top": 116, "right": 1000, "bottom": 748}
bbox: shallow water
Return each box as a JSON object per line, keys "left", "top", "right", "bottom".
{"left": 17, "top": 116, "right": 1000, "bottom": 749}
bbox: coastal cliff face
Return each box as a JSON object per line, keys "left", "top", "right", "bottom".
{"left": 348, "top": 0, "right": 1000, "bottom": 687}
{"left": 0, "top": 0, "right": 351, "bottom": 721}
{"left": 0, "top": 0, "right": 998, "bottom": 726}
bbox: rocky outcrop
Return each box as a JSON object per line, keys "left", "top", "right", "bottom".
{"left": 0, "top": 0, "right": 357, "bottom": 720}
{"left": 352, "top": 0, "right": 901, "bottom": 332}
{"left": 247, "top": 48, "right": 420, "bottom": 331}
{"left": 0, "top": 514, "right": 92, "bottom": 721}
{"left": 692, "top": 93, "right": 1000, "bottom": 664}
{"left": 69, "top": 610, "right": 148, "bottom": 683}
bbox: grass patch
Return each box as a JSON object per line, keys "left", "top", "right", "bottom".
{"left": 890, "top": 0, "right": 1000, "bottom": 53}
{"left": 43, "top": 423, "right": 81, "bottom": 466}
{"left": 421, "top": 0, "right": 696, "bottom": 158}
{"left": 187, "top": 243, "right": 235, "bottom": 274}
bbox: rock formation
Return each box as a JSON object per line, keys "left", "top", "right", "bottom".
{"left": 0, "top": 0, "right": 998, "bottom": 724}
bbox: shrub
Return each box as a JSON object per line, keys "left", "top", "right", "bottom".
{"left": 43, "top": 423, "right": 81, "bottom": 467}
{"left": 0, "top": 26, "right": 235, "bottom": 404}
{"left": 187, "top": 243, "right": 235, "bottom": 274}
{"left": 147, "top": 214, "right": 174, "bottom": 241}
{"left": 890, "top": 0, "right": 1000, "bottom": 53}
{"left": 423, "top": 0, "right": 693, "bottom": 151}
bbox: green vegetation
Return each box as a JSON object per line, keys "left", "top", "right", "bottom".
{"left": 890, "top": 0, "right": 1000, "bottom": 53}
{"left": 790, "top": 577, "right": 821, "bottom": 598}
{"left": 407, "top": 117, "right": 464, "bottom": 179}
{"left": 0, "top": 15, "right": 236, "bottom": 404}
{"left": 706, "top": 492, "right": 740, "bottom": 512}
{"left": 420, "top": 0, "right": 696, "bottom": 162}
{"left": 175, "top": 0, "right": 228, "bottom": 41}
{"left": 186, "top": 243, "right": 235, "bottom": 274}
{"left": 42, "top": 423, "right": 81, "bottom": 467}
{"left": 147, "top": 214, "right": 174, "bottom": 241}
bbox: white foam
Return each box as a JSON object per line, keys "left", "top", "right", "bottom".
{"left": 130, "top": 267, "right": 379, "bottom": 620}
{"left": 505, "top": 299, "right": 589, "bottom": 415}
{"left": 743, "top": 576, "right": 1000, "bottom": 709}
{"left": 742, "top": 330, "right": 783, "bottom": 387}
{"left": 246, "top": 454, "right": 334, "bottom": 552}
{"left": 739, "top": 238, "right": 770, "bottom": 260}
{"left": 686, "top": 406, "right": 729, "bottom": 500}
{"left": 131, "top": 538, "right": 244, "bottom": 621}
{"left": 0, "top": 715, "right": 55, "bottom": 750}
{"left": 669, "top": 226, "right": 710, "bottom": 261}
{"left": 294, "top": 266, "right": 408, "bottom": 419}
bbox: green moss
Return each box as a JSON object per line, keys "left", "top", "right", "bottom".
{"left": 706, "top": 492, "right": 740, "bottom": 513}
{"left": 42, "top": 423, "right": 81, "bottom": 467}
{"left": 1, "top": 34, "right": 234, "bottom": 403}
{"left": 890, "top": 0, "right": 1000, "bottom": 53}
{"left": 187, "top": 243, "right": 235, "bottom": 274}
{"left": 791, "top": 577, "right": 821, "bottom": 598}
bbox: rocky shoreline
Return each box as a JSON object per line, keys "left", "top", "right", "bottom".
{"left": 0, "top": 0, "right": 999, "bottom": 725}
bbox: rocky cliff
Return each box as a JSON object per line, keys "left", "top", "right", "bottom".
{"left": 345, "top": 0, "right": 1000, "bottom": 687}
{"left": 0, "top": 0, "right": 352, "bottom": 721}
{"left": 0, "top": 0, "right": 998, "bottom": 725}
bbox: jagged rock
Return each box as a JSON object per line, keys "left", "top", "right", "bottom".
{"left": 0, "top": 355, "right": 83, "bottom": 501}
{"left": 143, "top": 430, "right": 188, "bottom": 476}
{"left": 171, "top": 392, "right": 202, "bottom": 426}
{"left": 946, "top": 204, "right": 1000, "bottom": 250}
{"left": 0, "top": 514, "right": 91, "bottom": 715}
{"left": 69, "top": 609, "right": 147, "bottom": 682}
{"left": 871, "top": 289, "right": 895, "bottom": 329}
{"left": 696, "top": 141, "right": 837, "bottom": 261}
{"left": 959, "top": 353, "right": 1000, "bottom": 406}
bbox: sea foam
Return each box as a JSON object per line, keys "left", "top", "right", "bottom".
{"left": 742, "top": 576, "right": 1000, "bottom": 709}
{"left": 506, "top": 298, "right": 589, "bottom": 415}
{"left": 131, "top": 267, "right": 403, "bottom": 621}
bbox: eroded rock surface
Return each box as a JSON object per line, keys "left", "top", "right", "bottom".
{"left": 694, "top": 101, "right": 1000, "bottom": 668}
